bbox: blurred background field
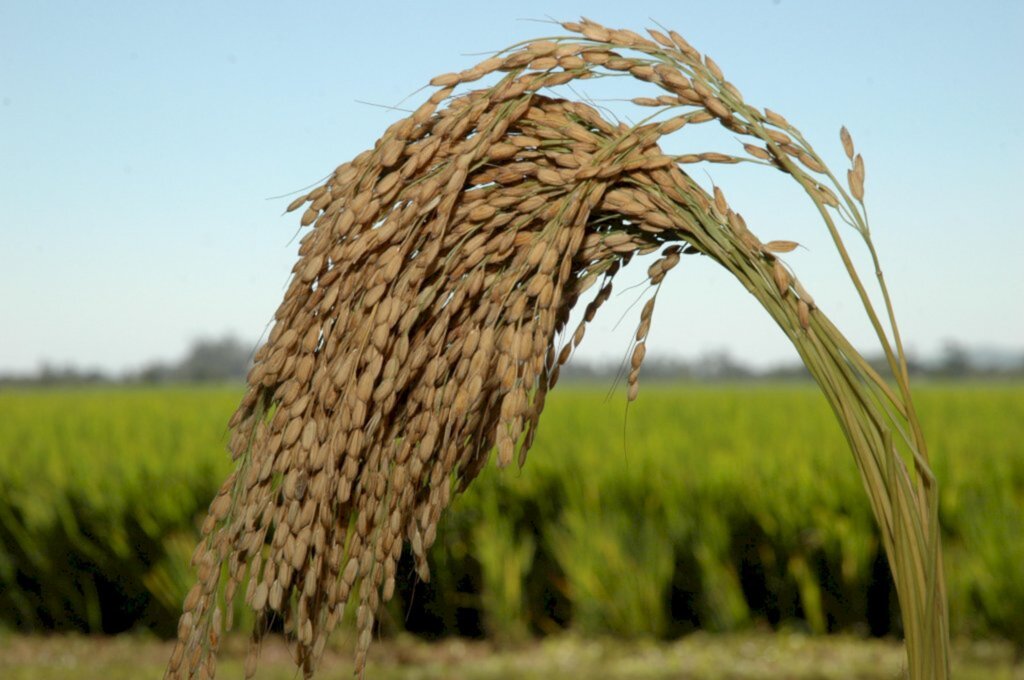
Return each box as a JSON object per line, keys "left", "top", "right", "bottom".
{"left": 1, "top": 383, "right": 1021, "bottom": 676}
{"left": 4, "top": 2, "right": 1023, "bottom": 677}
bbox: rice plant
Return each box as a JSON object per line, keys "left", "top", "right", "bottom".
{"left": 166, "top": 20, "right": 950, "bottom": 679}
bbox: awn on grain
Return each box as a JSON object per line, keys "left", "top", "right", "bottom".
{"left": 167, "top": 19, "right": 949, "bottom": 680}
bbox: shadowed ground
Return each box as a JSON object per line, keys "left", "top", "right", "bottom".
{"left": 1, "top": 632, "right": 1020, "bottom": 679}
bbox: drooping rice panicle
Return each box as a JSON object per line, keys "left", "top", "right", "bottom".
{"left": 167, "top": 19, "right": 948, "bottom": 680}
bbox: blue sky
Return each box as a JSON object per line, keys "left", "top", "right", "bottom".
{"left": 2, "top": 1, "right": 1022, "bottom": 373}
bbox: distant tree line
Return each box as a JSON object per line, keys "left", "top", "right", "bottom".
{"left": 0, "top": 336, "right": 256, "bottom": 387}
{"left": 133, "top": 336, "right": 255, "bottom": 383}
{"left": 558, "top": 340, "right": 1024, "bottom": 382}
{"left": 1, "top": 338, "right": 1022, "bottom": 387}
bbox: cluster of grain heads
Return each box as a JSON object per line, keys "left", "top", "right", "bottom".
{"left": 168, "top": 18, "right": 948, "bottom": 680}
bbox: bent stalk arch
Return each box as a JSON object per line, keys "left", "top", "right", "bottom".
{"left": 167, "top": 19, "right": 949, "bottom": 680}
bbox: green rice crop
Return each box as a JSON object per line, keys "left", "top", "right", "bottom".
{"left": 0, "top": 384, "right": 1020, "bottom": 645}
{"left": 0, "top": 387, "right": 237, "bottom": 633}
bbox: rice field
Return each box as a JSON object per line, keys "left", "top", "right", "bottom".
{"left": 0, "top": 382, "right": 1020, "bottom": 652}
